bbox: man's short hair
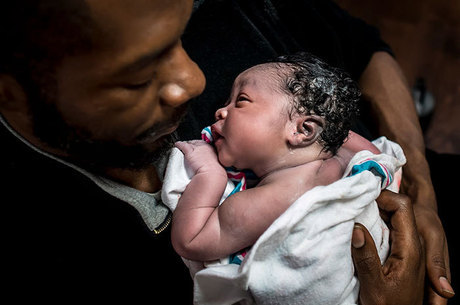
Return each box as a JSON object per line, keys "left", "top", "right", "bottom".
{"left": 0, "top": 1, "right": 95, "bottom": 84}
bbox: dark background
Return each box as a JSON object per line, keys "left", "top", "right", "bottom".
{"left": 336, "top": 1, "right": 460, "bottom": 303}
{"left": 336, "top": 0, "right": 460, "bottom": 155}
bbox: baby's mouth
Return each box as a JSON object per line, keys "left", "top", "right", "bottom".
{"left": 210, "top": 124, "right": 223, "bottom": 142}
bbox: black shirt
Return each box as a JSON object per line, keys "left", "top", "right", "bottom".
{"left": 1, "top": 122, "right": 193, "bottom": 302}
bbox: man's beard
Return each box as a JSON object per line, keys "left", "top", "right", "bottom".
{"left": 28, "top": 86, "right": 185, "bottom": 174}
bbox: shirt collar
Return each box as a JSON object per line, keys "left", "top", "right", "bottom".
{"left": 0, "top": 114, "right": 171, "bottom": 231}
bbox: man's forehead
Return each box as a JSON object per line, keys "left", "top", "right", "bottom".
{"left": 84, "top": 0, "right": 193, "bottom": 48}
{"left": 86, "top": 0, "right": 190, "bottom": 14}
{"left": 73, "top": 0, "right": 193, "bottom": 76}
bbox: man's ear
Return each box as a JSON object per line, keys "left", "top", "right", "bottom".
{"left": 0, "top": 74, "right": 36, "bottom": 138}
{"left": 287, "top": 115, "right": 325, "bottom": 147}
{"left": 0, "top": 74, "right": 28, "bottom": 112}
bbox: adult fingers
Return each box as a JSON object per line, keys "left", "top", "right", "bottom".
{"left": 351, "top": 224, "right": 383, "bottom": 290}
{"left": 419, "top": 213, "right": 454, "bottom": 303}
{"left": 379, "top": 191, "right": 424, "bottom": 283}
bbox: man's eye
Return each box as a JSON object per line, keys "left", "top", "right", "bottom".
{"left": 124, "top": 79, "right": 152, "bottom": 90}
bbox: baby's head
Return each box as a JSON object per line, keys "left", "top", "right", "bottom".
{"left": 265, "top": 52, "right": 360, "bottom": 154}
{"left": 212, "top": 52, "right": 360, "bottom": 172}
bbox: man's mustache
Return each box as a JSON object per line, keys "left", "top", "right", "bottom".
{"left": 135, "top": 103, "right": 189, "bottom": 144}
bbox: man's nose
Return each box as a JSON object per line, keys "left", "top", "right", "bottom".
{"left": 158, "top": 41, "right": 206, "bottom": 108}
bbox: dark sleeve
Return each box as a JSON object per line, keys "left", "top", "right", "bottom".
{"left": 1, "top": 126, "right": 193, "bottom": 303}
{"left": 270, "top": 0, "right": 393, "bottom": 79}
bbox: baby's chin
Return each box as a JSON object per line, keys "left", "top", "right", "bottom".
{"left": 217, "top": 154, "right": 233, "bottom": 168}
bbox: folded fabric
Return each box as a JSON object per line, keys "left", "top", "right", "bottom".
{"left": 161, "top": 137, "right": 405, "bottom": 305}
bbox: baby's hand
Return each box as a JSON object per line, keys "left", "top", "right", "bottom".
{"left": 175, "top": 140, "right": 225, "bottom": 176}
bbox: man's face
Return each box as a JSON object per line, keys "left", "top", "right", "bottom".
{"left": 31, "top": 0, "right": 205, "bottom": 170}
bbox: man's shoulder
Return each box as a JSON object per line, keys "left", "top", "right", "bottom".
{"left": 2, "top": 125, "right": 97, "bottom": 193}
{"left": 1, "top": 124, "right": 138, "bottom": 223}
{"left": 1, "top": 126, "right": 194, "bottom": 303}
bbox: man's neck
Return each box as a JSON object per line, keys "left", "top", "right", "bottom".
{"left": 104, "top": 165, "right": 162, "bottom": 193}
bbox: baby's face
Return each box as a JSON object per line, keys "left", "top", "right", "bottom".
{"left": 211, "top": 65, "right": 292, "bottom": 173}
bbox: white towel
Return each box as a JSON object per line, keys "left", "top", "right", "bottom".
{"left": 161, "top": 137, "right": 406, "bottom": 305}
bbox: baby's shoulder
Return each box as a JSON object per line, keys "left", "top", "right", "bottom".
{"left": 315, "top": 157, "right": 345, "bottom": 185}
{"left": 259, "top": 161, "right": 320, "bottom": 186}
{"left": 264, "top": 160, "right": 336, "bottom": 189}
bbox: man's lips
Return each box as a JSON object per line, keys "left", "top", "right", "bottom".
{"left": 135, "top": 122, "right": 179, "bottom": 145}
{"left": 135, "top": 105, "right": 188, "bottom": 144}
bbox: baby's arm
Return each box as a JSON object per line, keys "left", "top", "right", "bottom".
{"left": 171, "top": 140, "right": 229, "bottom": 259}
{"left": 172, "top": 142, "right": 306, "bottom": 261}
{"left": 342, "top": 131, "right": 381, "bottom": 154}
{"left": 173, "top": 179, "right": 295, "bottom": 261}
{"left": 321, "top": 131, "right": 383, "bottom": 183}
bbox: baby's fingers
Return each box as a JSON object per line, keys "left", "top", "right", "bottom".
{"left": 175, "top": 141, "right": 194, "bottom": 155}
{"left": 175, "top": 140, "right": 220, "bottom": 173}
{"left": 175, "top": 140, "right": 205, "bottom": 155}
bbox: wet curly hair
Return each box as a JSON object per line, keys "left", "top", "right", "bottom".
{"left": 270, "top": 52, "right": 360, "bottom": 155}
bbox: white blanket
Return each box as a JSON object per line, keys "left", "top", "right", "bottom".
{"left": 161, "top": 137, "right": 406, "bottom": 305}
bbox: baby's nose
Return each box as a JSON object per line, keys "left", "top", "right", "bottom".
{"left": 215, "top": 107, "right": 228, "bottom": 120}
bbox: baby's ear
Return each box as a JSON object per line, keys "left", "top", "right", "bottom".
{"left": 287, "top": 115, "right": 325, "bottom": 147}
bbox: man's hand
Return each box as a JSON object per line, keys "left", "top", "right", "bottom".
{"left": 358, "top": 52, "right": 454, "bottom": 304}
{"left": 414, "top": 204, "right": 454, "bottom": 304}
{"left": 352, "top": 190, "right": 425, "bottom": 305}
